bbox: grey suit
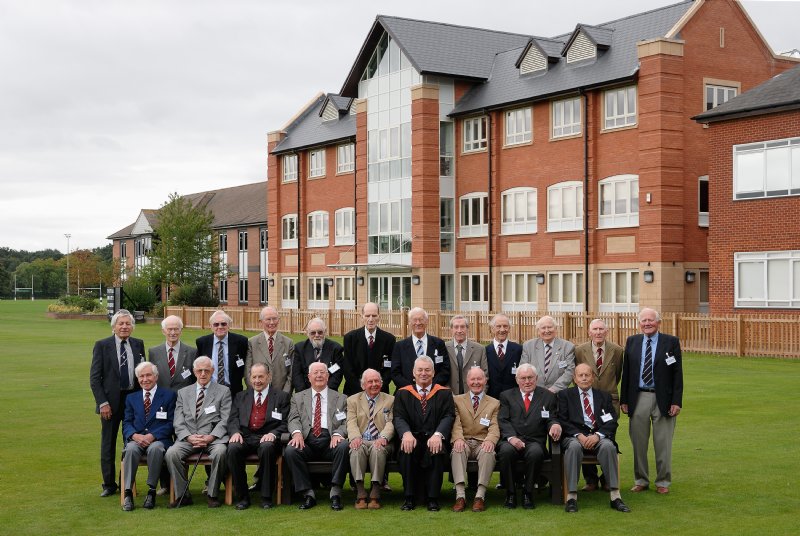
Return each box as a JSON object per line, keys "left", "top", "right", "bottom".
{"left": 445, "top": 340, "right": 488, "bottom": 395}
{"left": 245, "top": 331, "right": 294, "bottom": 393}
{"left": 520, "top": 337, "right": 576, "bottom": 392}
{"left": 148, "top": 342, "right": 197, "bottom": 391}
{"left": 165, "top": 381, "right": 231, "bottom": 499}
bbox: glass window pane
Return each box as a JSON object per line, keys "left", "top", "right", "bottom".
{"left": 615, "top": 272, "right": 627, "bottom": 303}
{"left": 738, "top": 261, "right": 764, "bottom": 299}
{"left": 615, "top": 182, "right": 628, "bottom": 213}
{"left": 631, "top": 272, "right": 639, "bottom": 303}
{"left": 515, "top": 193, "right": 526, "bottom": 221}
{"left": 576, "top": 274, "right": 584, "bottom": 302}
{"left": 600, "top": 273, "right": 612, "bottom": 303}
{"left": 631, "top": 180, "right": 639, "bottom": 213}
{"left": 563, "top": 187, "right": 576, "bottom": 218}
{"left": 461, "top": 276, "right": 469, "bottom": 301}
{"left": 736, "top": 151, "right": 764, "bottom": 193}
{"left": 549, "top": 274, "right": 559, "bottom": 302}
{"left": 563, "top": 273, "right": 573, "bottom": 302}
{"left": 503, "top": 274, "right": 512, "bottom": 302}
{"left": 526, "top": 275, "right": 537, "bottom": 302}
{"left": 766, "top": 147, "right": 790, "bottom": 192}
{"left": 767, "top": 259, "right": 790, "bottom": 300}
{"left": 515, "top": 274, "right": 524, "bottom": 302}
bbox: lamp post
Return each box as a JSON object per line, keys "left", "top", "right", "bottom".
{"left": 64, "top": 233, "right": 71, "bottom": 295}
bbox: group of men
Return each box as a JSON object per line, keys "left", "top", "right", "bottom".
{"left": 90, "top": 303, "right": 682, "bottom": 514}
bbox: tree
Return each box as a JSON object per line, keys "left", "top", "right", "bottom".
{"left": 14, "top": 258, "right": 66, "bottom": 298}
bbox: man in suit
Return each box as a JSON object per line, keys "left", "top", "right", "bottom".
{"left": 558, "top": 364, "right": 630, "bottom": 513}
{"left": 245, "top": 306, "right": 294, "bottom": 393}
{"left": 450, "top": 367, "right": 499, "bottom": 513}
{"left": 486, "top": 314, "right": 522, "bottom": 401}
{"left": 285, "top": 362, "right": 349, "bottom": 511}
{"left": 391, "top": 307, "right": 449, "bottom": 389}
{"left": 90, "top": 309, "right": 145, "bottom": 497}
{"left": 574, "top": 318, "right": 624, "bottom": 491}
{"left": 165, "top": 356, "right": 232, "bottom": 508}
{"left": 149, "top": 315, "right": 197, "bottom": 391}
{"left": 342, "top": 302, "right": 396, "bottom": 396}
{"left": 346, "top": 368, "right": 394, "bottom": 509}
{"left": 445, "top": 314, "right": 488, "bottom": 396}
{"left": 291, "top": 318, "right": 344, "bottom": 393}
{"left": 621, "top": 308, "right": 683, "bottom": 495}
{"left": 227, "top": 363, "right": 290, "bottom": 510}
{"left": 520, "top": 315, "right": 575, "bottom": 393}
{"left": 195, "top": 310, "right": 248, "bottom": 396}
{"left": 121, "top": 362, "right": 177, "bottom": 511}
{"left": 393, "top": 356, "right": 455, "bottom": 512}
{"left": 496, "top": 363, "right": 562, "bottom": 509}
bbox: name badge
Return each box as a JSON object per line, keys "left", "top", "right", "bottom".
{"left": 285, "top": 358, "right": 292, "bottom": 367}
{"left": 665, "top": 355, "right": 676, "bottom": 366}
{"left": 435, "top": 355, "right": 443, "bottom": 364}
{"left": 271, "top": 411, "right": 282, "bottom": 420}
{"left": 335, "top": 410, "right": 346, "bottom": 421}
{"left": 558, "top": 361, "right": 568, "bottom": 369}
{"left": 383, "top": 359, "right": 392, "bottom": 368}
{"left": 600, "top": 412, "right": 613, "bottom": 423}
{"left": 479, "top": 417, "right": 491, "bottom": 427}
{"left": 540, "top": 409, "right": 550, "bottom": 418}
{"left": 236, "top": 358, "right": 244, "bottom": 368}
{"left": 511, "top": 366, "right": 517, "bottom": 375}
{"left": 156, "top": 411, "right": 168, "bottom": 420}
{"left": 204, "top": 405, "right": 216, "bottom": 414}
{"left": 181, "top": 369, "right": 191, "bottom": 379}
{"left": 328, "top": 363, "right": 341, "bottom": 374}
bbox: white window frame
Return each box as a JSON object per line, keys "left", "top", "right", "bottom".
{"left": 735, "top": 250, "right": 800, "bottom": 308}
{"left": 309, "top": 148, "right": 326, "bottom": 178}
{"left": 733, "top": 136, "right": 800, "bottom": 200}
{"left": 463, "top": 116, "right": 487, "bottom": 153}
{"left": 698, "top": 176, "right": 709, "bottom": 227}
{"left": 460, "top": 273, "right": 489, "bottom": 311}
{"left": 552, "top": 97, "right": 582, "bottom": 138}
{"left": 598, "top": 174, "right": 639, "bottom": 228}
{"left": 334, "top": 208, "right": 355, "bottom": 246}
{"left": 501, "top": 187, "right": 537, "bottom": 235}
{"left": 501, "top": 272, "right": 539, "bottom": 311}
{"left": 547, "top": 181, "right": 583, "bottom": 232}
{"left": 307, "top": 211, "right": 329, "bottom": 248}
{"left": 281, "top": 277, "right": 298, "bottom": 309}
{"left": 282, "top": 154, "right": 298, "bottom": 182}
{"left": 505, "top": 107, "right": 532, "bottom": 146}
{"left": 547, "top": 271, "right": 584, "bottom": 312}
{"left": 335, "top": 276, "right": 355, "bottom": 310}
{"left": 281, "top": 214, "right": 298, "bottom": 249}
{"left": 337, "top": 143, "right": 355, "bottom": 173}
{"left": 705, "top": 84, "right": 737, "bottom": 111}
{"left": 604, "top": 86, "right": 637, "bottom": 130}
{"left": 307, "top": 276, "right": 330, "bottom": 309}
{"left": 698, "top": 270, "right": 709, "bottom": 313}
{"left": 599, "top": 270, "right": 639, "bottom": 313}
{"left": 218, "top": 278, "right": 228, "bottom": 303}
{"left": 459, "top": 192, "right": 489, "bottom": 237}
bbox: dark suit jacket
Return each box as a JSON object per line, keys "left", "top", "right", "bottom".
{"left": 122, "top": 387, "right": 177, "bottom": 448}
{"left": 148, "top": 342, "right": 197, "bottom": 390}
{"left": 486, "top": 340, "right": 522, "bottom": 399}
{"left": 90, "top": 335, "right": 145, "bottom": 413}
{"left": 291, "top": 339, "right": 344, "bottom": 393}
{"left": 621, "top": 332, "right": 683, "bottom": 417}
{"left": 393, "top": 384, "right": 455, "bottom": 442}
{"left": 227, "top": 387, "right": 290, "bottom": 440}
{"left": 195, "top": 332, "right": 248, "bottom": 396}
{"left": 342, "top": 326, "right": 396, "bottom": 395}
{"left": 557, "top": 386, "right": 617, "bottom": 442}
{"left": 497, "top": 386, "right": 558, "bottom": 448}
{"left": 391, "top": 335, "right": 450, "bottom": 389}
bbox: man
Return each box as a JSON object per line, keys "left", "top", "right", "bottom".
{"left": 149, "top": 315, "right": 197, "bottom": 391}
{"left": 496, "top": 363, "right": 562, "bottom": 509}
{"left": 558, "top": 364, "right": 630, "bottom": 513}
{"left": 227, "top": 363, "right": 290, "bottom": 510}
{"left": 165, "top": 356, "right": 231, "bottom": 508}
{"left": 245, "top": 306, "right": 294, "bottom": 393}
{"left": 520, "top": 315, "right": 575, "bottom": 393}
{"left": 450, "top": 367, "right": 499, "bottom": 512}
{"left": 195, "top": 310, "right": 248, "bottom": 396}
{"left": 284, "top": 362, "right": 349, "bottom": 510}
{"left": 445, "top": 315, "right": 488, "bottom": 396}
{"left": 346, "top": 369, "right": 394, "bottom": 509}
{"left": 121, "top": 362, "right": 177, "bottom": 511}
{"left": 621, "top": 308, "right": 683, "bottom": 495}
{"left": 393, "top": 356, "right": 455, "bottom": 512}
{"left": 485, "top": 314, "right": 522, "bottom": 399}
{"left": 342, "top": 302, "right": 396, "bottom": 396}
{"left": 291, "top": 318, "right": 344, "bottom": 393}
{"left": 574, "top": 318, "right": 624, "bottom": 491}
{"left": 90, "top": 309, "right": 145, "bottom": 497}
{"left": 391, "top": 307, "right": 449, "bottom": 389}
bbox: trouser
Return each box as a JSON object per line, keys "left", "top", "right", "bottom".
{"left": 284, "top": 431, "right": 349, "bottom": 493}
{"left": 629, "top": 391, "right": 676, "bottom": 488}
{"left": 450, "top": 438, "right": 495, "bottom": 488}
{"left": 227, "top": 437, "right": 280, "bottom": 500}
{"left": 398, "top": 436, "right": 448, "bottom": 500}
{"left": 562, "top": 436, "right": 619, "bottom": 493}
{"left": 496, "top": 440, "right": 544, "bottom": 494}
{"left": 123, "top": 440, "right": 166, "bottom": 491}
{"left": 349, "top": 440, "right": 394, "bottom": 484}
{"left": 166, "top": 441, "right": 227, "bottom": 498}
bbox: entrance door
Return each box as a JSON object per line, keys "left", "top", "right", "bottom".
{"left": 369, "top": 275, "right": 411, "bottom": 310}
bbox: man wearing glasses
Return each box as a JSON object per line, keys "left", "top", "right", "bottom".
{"left": 292, "top": 318, "right": 344, "bottom": 392}
{"left": 196, "top": 310, "right": 248, "bottom": 397}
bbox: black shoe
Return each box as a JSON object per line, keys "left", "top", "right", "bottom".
{"left": 401, "top": 498, "right": 415, "bottom": 511}
{"left": 169, "top": 494, "right": 193, "bottom": 508}
{"left": 235, "top": 499, "right": 250, "bottom": 510}
{"left": 261, "top": 499, "right": 274, "bottom": 509}
{"left": 143, "top": 491, "right": 156, "bottom": 510}
{"left": 122, "top": 495, "right": 134, "bottom": 511}
{"left": 522, "top": 492, "right": 535, "bottom": 510}
{"left": 504, "top": 493, "right": 516, "bottom": 509}
{"left": 207, "top": 496, "right": 222, "bottom": 508}
{"left": 330, "top": 495, "right": 343, "bottom": 511}
{"left": 426, "top": 500, "right": 440, "bottom": 512}
{"left": 565, "top": 498, "right": 578, "bottom": 513}
{"left": 100, "top": 486, "right": 117, "bottom": 497}
{"left": 299, "top": 495, "right": 317, "bottom": 510}
{"left": 610, "top": 498, "right": 631, "bottom": 512}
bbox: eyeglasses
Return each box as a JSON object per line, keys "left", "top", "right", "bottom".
{"left": 308, "top": 330, "right": 324, "bottom": 336}
{"left": 212, "top": 322, "right": 228, "bottom": 327}
{"left": 195, "top": 369, "right": 213, "bottom": 374}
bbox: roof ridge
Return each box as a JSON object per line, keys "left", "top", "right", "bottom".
{"left": 377, "top": 14, "right": 533, "bottom": 40}
{"left": 550, "top": 0, "right": 692, "bottom": 39}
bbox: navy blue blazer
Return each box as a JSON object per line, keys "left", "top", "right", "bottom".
{"left": 620, "top": 332, "right": 683, "bottom": 417}
{"left": 195, "top": 332, "right": 248, "bottom": 396}
{"left": 122, "top": 387, "right": 177, "bottom": 448}
{"left": 391, "top": 335, "right": 450, "bottom": 389}
{"left": 486, "top": 341, "right": 523, "bottom": 399}
{"left": 557, "top": 386, "right": 618, "bottom": 443}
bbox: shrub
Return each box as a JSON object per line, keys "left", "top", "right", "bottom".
{"left": 169, "top": 282, "right": 218, "bottom": 307}
{"left": 122, "top": 276, "right": 157, "bottom": 312}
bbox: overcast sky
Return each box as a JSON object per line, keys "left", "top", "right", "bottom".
{"left": 1, "top": 0, "right": 797, "bottom": 253}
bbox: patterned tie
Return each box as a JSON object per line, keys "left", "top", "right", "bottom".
{"left": 217, "top": 340, "right": 226, "bottom": 385}
{"left": 544, "top": 344, "right": 552, "bottom": 376}
{"left": 119, "top": 340, "right": 130, "bottom": 389}
{"left": 256, "top": 392, "right": 263, "bottom": 408}
{"left": 472, "top": 395, "right": 480, "bottom": 414}
{"left": 596, "top": 347, "right": 603, "bottom": 369}
{"left": 168, "top": 347, "right": 176, "bottom": 378}
{"left": 314, "top": 346, "right": 321, "bottom": 361}
{"left": 144, "top": 391, "right": 151, "bottom": 419}
{"left": 642, "top": 337, "right": 654, "bottom": 386}
{"left": 583, "top": 391, "right": 596, "bottom": 429}
{"left": 268, "top": 336, "right": 274, "bottom": 360}
{"left": 416, "top": 339, "right": 424, "bottom": 356}
{"left": 367, "top": 397, "right": 380, "bottom": 440}
{"left": 497, "top": 343, "right": 504, "bottom": 361}
{"left": 524, "top": 392, "right": 531, "bottom": 412}
{"left": 420, "top": 388, "right": 428, "bottom": 415}
{"left": 312, "top": 393, "right": 322, "bottom": 437}
{"left": 195, "top": 387, "right": 205, "bottom": 417}
{"left": 456, "top": 344, "right": 464, "bottom": 395}
{"left": 368, "top": 335, "right": 374, "bottom": 350}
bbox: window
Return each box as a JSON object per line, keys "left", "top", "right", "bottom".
{"left": 547, "top": 181, "right": 583, "bottom": 232}
{"left": 501, "top": 187, "right": 537, "bottom": 235}
{"left": 599, "top": 270, "right": 639, "bottom": 312}
{"left": 699, "top": 270, "right": 709, "bottom": 313}
{"left": 502, "top": 273, "right": 539, "bottom": 311}
{"left": 460, "top": 273, "right": 489, "bottom": 311}
{"left": 367, "top": 199, "right": 412, "bottom": 256}
{"left": 463, "top": 116, "right": 487, "bottom": 152}
{"left": 441, "top": 274, "right": 454, "bottom": 310}
{"left": 219, "top": 279, "right": 228, "bottom": 303}
{"left": 734, "top": 137, "right": 800, "bottom": 200}
{"left": 552, "top": 97, "right": 581, "bottom": 138}
{"left": 599, "top": 175, "right": 639, "bottom": 228}
{"left": 459, "top": 193, "right": 489, "bottom": 237}
{"left": 309, "top": 149, "right": 326, "bottom": 178}
{"left": 238, "top": 278, "right": 248, "bottom": 304}
{"left": 307, "top": 211, "right": 329, "bottom": 247}
{"left": 335, "top": 276, "right": 355, "bottom": 309}
{"left": 281, "top": 277, "right": 297, "bottom": 309}
{"left": 281, "top": 214, "right": 297, "bottom": 249}
{"left": 337, "top": 143, "right": 354, "bottom": 173}
{"left": 334, "top": 208, "right": 355, "bottom": 246}
{"left": 283, "top": 154, "right": 298, "bottom": 182}
{"left": 119, "top": 242, "right": 127, "bottom": 281}
{"left": 440, "top": 198, "right": 454, "bottom": 252}
{"left": 705, "top": 84, "right": 737, "bottom": 110}
{"left": 604, "top": 86, "right": 637, "bottom": 129}
{"left": 547, "top": 272, "right": 584, "bottom": 312}
{"left": 735, "top": 250, "right": 800, "bottom": 308}
{"left": 440, "top": 122, "right": 454, "bottom": 176}
{"left": 698, "top": 176, "right": 709, "bottom": 227}
{"left": 505, "top": 107, "right": 532, "bottom": 145}
{"left": 259, "top": 277, "right": 268, "bottom": 305}
{"left": 134, "top": 236, "right": 151, "bottom": 274}
{"left": 307, "top": 277, "right": 330, "bottom": 308}
{"left": 218, "top": 233, "right": 227, "bottom": 278}
{"left": 238, "top": 230, "right": 248, "bottom": 303}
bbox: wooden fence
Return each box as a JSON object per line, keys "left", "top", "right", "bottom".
{"left": 164, "top": 306, "right": 800, "bottom": 358}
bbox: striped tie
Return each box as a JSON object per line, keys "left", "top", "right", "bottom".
{"left": 497, "top": 343, "right": 504, "bottom": 361}
{"left": 544, "top": 344, "right": 552, "bottom": 376}
{"left": 268, "top": 336, "right": 274, "bottom": 360}
{"left": 420, "top": 388, "right": 428, "bottom": 415}
{"left": 168, "top": 347, "right": 176, "bottom": 378}
{"left": 472, "top": 395, "right": 480, "bottom": 414}
{"left": 312, "top": 393, "right": 322, "bottom": 437}
{"left": 144, "top": 391, "right": 151, "bottom": 419}
{"left": 642, "top": 337, "right": 654, "bottom": 386}
{"left": 367, "top": 397, "right": 380, "bottom": 440}
{"left": 195, "top": 387, "right": 205, "bottom": 417}
{"left": 583, "top": 391, "right": 596, "bottom": 429}
{"left": 416, "top": 340, "right": 424, "bottom": 356}
{"left": 119, "top": 340, "right": 130, "bottom": 389}
{"left": 217, "top": 341, "right": 226, "bottom": 385}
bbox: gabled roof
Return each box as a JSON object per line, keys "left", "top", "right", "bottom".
{"left": 514, "top": 38, "right": 561, "bottom": 69}
{"left": 108, "top": 209, "right": 158, "bottom": 239}
{"left": 561, "top": 24, "right": 613, "bottom": 56}
{"left": 272, "top": 93, "right": 356, "bottom": 154}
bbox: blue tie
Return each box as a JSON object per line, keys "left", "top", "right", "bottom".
{"left": 416, "top": 340, "right": 424, "bottom": 356}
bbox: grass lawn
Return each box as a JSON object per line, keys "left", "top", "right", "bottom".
{"left": 0, "top": 300, "right": 797, "bottom": 535}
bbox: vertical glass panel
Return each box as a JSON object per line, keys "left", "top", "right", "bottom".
{"left": 615, "top": 182, "right": 628, "bottom": 214}
{"left": 563, "top": 187, "right": 576, "bottom": 218}
{"left": 600, "top": 273, "right": 612, "bottom": 303}
{"left": 549, "top": 274, "right": 559, "bottom": 302}
{"left": 576, "top": 273, "right": 584, "bottom": 303}
{"left": 766, "top": 147, "right": 790, "bottom": 192}
{"left": 631, "top": 272, "right": 639, "bottom": 303}
{"left": 515, "top": 192, "right": 526, "bottom": 222}
{"left": 549, "top": 189, "right": 561, "bottom": 219}
{"left": 526, "top": 275, "right": 537, "bottom": 302}
{"left": 738, "top": 261, "right": 764, "bottom": 299}
{"left": 631, "top": 180, "right": 639, "bottom": 213}
{"left": 563, "top": 274, "right": 573, "bottom": 303}
{"left": 736, "top": 151, "right": 764, "bottom": 194}
{"left": 600, "top": 184, "right": 612, "bottom": 215}
{"left": 767, "top": 259, "right": 790, "bottom": 300}
{"left": 503, "top": 274, "right": 512, "bottom": 302}
{"left": 461, "top": 275, "right": 469, "bottom": 301}
{"left": 615, "top": 272, "right": 627, "bottom": 303}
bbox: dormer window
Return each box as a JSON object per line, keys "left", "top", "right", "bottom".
{"left": 520, "top": 45, "right": 546, "bottom": 75}
{"left": 566, "top": 31, "right": 596, "bottom": 63}
{"left": 322, "top": 101, "right": 339, "bottom": 122}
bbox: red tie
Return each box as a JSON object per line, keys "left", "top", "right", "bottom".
{"left": 596, "top": 347, "right": 603, "bottom": 369}
{"left": 524, "top": 392, "right": 531, "bottom": 412}
{"left": 168, "top": 347, "right": 176, "bottom": 378}
{"left": 583, "top": 391, "right": 596, "bottom": 429}
{"left": 473, "top": 395, "right": 480, "bottom": 413}
{"left": 268, "top": 336, "right": 274, "bottom": 359}
{"left": 144, "top": 391, "right": 151, "bottom": 419}
{"left": 497, "top": 343, "right": 504, "bottom": 361}
{"left": 368, "top": 335, "right": 374, "bottom": 350}
{"left": 420, "top": 389, "right": 428, "bottom": 415}
{"left": 312, "top": 393, "right": 322, "bottom": 437}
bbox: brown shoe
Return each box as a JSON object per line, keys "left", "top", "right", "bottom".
{"left": 656, "top": 486, "right": 669, "bottom": 494}
{"left": 355, "top": 497, "right": 368, "bottom": 510}
{"left": 581, "top": 483, "right": 598, "bottom": 492}
{"left": 452, "top": 497, "right": 466, "bottom": 512}
{"left": 367, "top": 498, "right": 381, "bottom": 510}
{"left": 471, "top": 497, "right": 486, "bottom": 512}
{"left": 630, "top": 485, "right": 649, "bottom": 493}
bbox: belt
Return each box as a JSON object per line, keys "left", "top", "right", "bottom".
{"left": 639, "top": 388, "right": 656, "bottom": 393}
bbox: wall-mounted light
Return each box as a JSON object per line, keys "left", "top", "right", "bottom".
{"left": 268, "top": 278, "right": 275, "bottom": 287}
{"left": 325, "top": 277, "right": 335, "bottom": 287}
{"left": 643, "top": 270, "right": 655, "bottom": 283}
{"left": 356, "top": 276, "right": 364, "bottom": 286}
{"left": 685, "top": 271, "right": 696, "bottom": 283}
{"left": 646, "top": 193, "right": 652, "bottom": 204}
{"left": 411, "top": 275, "right": 420, "bottom": 285}
{"left": 535, "top": 273, "right": 545, "bottom": 285}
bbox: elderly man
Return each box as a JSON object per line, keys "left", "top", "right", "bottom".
{"left": 391, "top": 307, "right": 449, "bottom": 389}
{"left": 445, "top": 315, "right": 488, "bottom": 396}
{"left": 621, "top": 308, "right": 683, "bottom": 495}
{"left": 346, "top": 369, "right": 394, "bottom": 509}
{"left": 342, "top": 302, "right": 396, "bottom": 396}
{"left": 90, "top": 309, "right": 145, "bottom": 497}
{"left": 393, "top": 356, "right": 455, "bottom": 512}
{"left": 245, "top": 306, "right": 294, "bottom": 393}
{"left": 195, "top": 310, "right": 248, "bottom": 396}
{"left": 149, "top": 315, "right": 197, "bottom": 391}
{"left": 285, "top": 362, "right": 349, "bottom": 510}
{"left": 521, "top": 315, "right": 575, "bottom": 393}
{"left": 496, "top": 363, "right": 562, "bottom": 509}
{"left": 121, "top": 362, "right": 177, "bottom": 511}
{"left": 558, "top": 364, "right": 630, "bottom": 513}
{"left": 291, "top": 318, "right": 344, "bottom": 393}
{"left": 450, "top": 367, "right": 499, "bottom": 512}
{"left": 486, "top": 314, "right": 522, "bottom": 399}
{"left": 165, "top": 356, "right": 231, "bottom": 508}
{"left": 227, "top": 363, "right": 290, "bottom": 510}
{"left": 574, "top": 318, "right": 624, "bottom": 491}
